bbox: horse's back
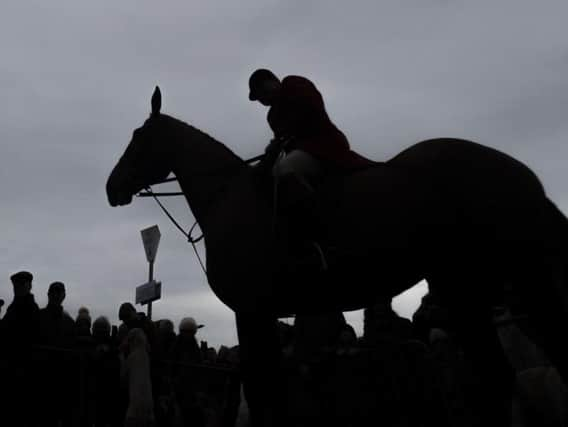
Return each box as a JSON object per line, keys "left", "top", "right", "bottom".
{"left": 326, "top": 138, "right": 554, "bottom": 256}
{"left": 388, "top": 137, "right": 544, "bottom": 195}
{"left": 388, "top": 138, "right": 547, "bottom": 231}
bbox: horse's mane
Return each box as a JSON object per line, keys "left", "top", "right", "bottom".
{"left": 159, "top": 114, "right": 245, "bottom": 165}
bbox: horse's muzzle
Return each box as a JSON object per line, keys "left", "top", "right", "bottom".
{"left": 108, "top": 190, "right": 133, "bottom": 207}
{"left": 106, "top": 163, "right": 137, "bottom": 207}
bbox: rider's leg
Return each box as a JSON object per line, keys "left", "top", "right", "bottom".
{"left": 272, "top": 150, "right": 328, "bottom": 270}
{"left": 272, "top": 149, "right": 322, "bottom": 195}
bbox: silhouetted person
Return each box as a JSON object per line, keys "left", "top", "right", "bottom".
{"left": 152, "top": 319, "right": 177, "bottom": 426}
{"left": 217, "top": 345, "right": 232, "bottom": 366}
{"left": 117, "top": 302, "right": 156, "bottom": 351}
{"left": 39, "top": 281, "right": 75, "bottom": 348}
{"left": 155, "top": 318, "right": 176, "bottom": 361}
{"left": 3, "top": 271, "right": 40, "bottom": 347}
{"left": 2, "top": 271, "right": 40, "bottom": 426}
{"left": 171, "top": 317, "right": 203, "bottom": 365}
{"left": 363, "top": 299, "right": 413, "bottom": 347}
{"left": 37, "top": 282, "right": 76, "bottom": 427}
{"left": 248, "top": 69, "right": 374, "bottom": 271}
{"left": 204, "top": 346, "right": 217, "bottom": 364}
{"left": 74, "top": 307, "right": 96, "bottom": 353}
{"left": 170, "top": 318, "right": 205, "bottom": 427}
{"left": 248, "top": 68, "right": 373, "bottom": 175}
{"left": 412, "top": 292, "right": 452, "bottom": 345}
{"left": 293, "top": 312, "right": 346, "bottom": 363}
{"left": 336, "top": 322, "right": 358, "bottom": 356}
{"left": 75, "top": 306, "right": 92, "bottom": 336}
{"left": 91, "top": 316, "right": 121, "bottom": 427}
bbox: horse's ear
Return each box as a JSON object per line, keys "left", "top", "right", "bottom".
{"left": 151, "top": 86, "right": 161, "bottom": 116}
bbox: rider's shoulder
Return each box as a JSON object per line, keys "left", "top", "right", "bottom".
{"left": 282, "top": 75, "right": 317, "bottom": 90}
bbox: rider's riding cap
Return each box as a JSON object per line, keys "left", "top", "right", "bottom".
{"left": 248, "top": 68, "right": 278, "bottom": 101}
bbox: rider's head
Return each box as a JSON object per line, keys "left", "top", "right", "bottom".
{"left": 248, "top": 69, "right": 281, "bottom": 106}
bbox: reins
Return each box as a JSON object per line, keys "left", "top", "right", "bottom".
{"left": 138, "top": 153, "right": 265, "bottom": 276}
{"left": 137, "top": 153, "right": 264, "bottom": 197}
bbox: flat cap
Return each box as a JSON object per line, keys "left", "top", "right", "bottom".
{"left": 10, "top": 271, "right": 33, "bottom": 284}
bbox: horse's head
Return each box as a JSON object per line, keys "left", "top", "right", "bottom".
{"left": 107, "top": 87, "right": 174, "bottom": 207}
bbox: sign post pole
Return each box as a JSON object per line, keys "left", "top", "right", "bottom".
{"left": 140, "top": 225, "right": 161, "bottom": 320}
{"left": 148, "top": 260, "right": 154, "bottom": 319}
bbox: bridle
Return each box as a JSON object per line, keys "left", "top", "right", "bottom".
{"left": 136, "top": 153, "right": 265, "bottom": 275}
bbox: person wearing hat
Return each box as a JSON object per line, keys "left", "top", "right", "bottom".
{"left": 3, "top": 271, "right": 40, "bottom": 346}
{"left": 171, "top": 317, "right": 204, "bottom": 365}
{"left": 179, "top": 317, "right": 204, "bottom": 333}
{"left": 248, "top": 69, "right": 375, "bottom": 271}
{"left": 248, "top": 68, "right": 374, "bottom": 175}
{"left": 2, "top": 271, "right": 41, "bottom": 426}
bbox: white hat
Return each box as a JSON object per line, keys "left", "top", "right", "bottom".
{"left": 179, "top": 317, "right": 204, "bottom": 332}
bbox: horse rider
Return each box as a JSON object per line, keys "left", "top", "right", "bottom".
{"left": 248, "top": 68, "right": 373, "bottom": 270}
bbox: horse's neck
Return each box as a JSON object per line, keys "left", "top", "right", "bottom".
{"left": 168, "top": 122, "right": 246, "bottom": 225}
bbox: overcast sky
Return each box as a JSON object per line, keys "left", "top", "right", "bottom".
{"left": 1, "top": 0, "right": 567, "bottom": 347}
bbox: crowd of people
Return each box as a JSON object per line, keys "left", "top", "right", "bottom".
{"left": 0, "top": 271, "right": 240, "bottom": 427}
{"left": 1, "top": 270, "right": 567, "bottom": 427}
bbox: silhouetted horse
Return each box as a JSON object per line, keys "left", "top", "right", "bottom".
{"left": 107, "top": 87, "right": 568, "bottom": 426}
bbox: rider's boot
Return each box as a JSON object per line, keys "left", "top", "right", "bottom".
{"left": 277, "top": 173, "right": 328, "bottom": 273}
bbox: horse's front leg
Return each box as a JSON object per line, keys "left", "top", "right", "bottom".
{"left": 235, "top": 311, "right": 286, "bottom": 427}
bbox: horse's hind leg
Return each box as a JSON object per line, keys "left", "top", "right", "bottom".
{"left": 431, "top": 274, "right": 514, "bottom": 427}
{"left": 514, "top": 255, "right": 568, "bottom": 384}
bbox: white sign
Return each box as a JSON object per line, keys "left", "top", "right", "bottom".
{"left": 141, "top": 225, "right": 161, "bottom": 263}
{"left": 136, "top": 280, "right": 162, "bottom": 305}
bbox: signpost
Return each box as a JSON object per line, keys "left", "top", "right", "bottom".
{"left": 140, "top": 225, "right": 161, "bottom": 319}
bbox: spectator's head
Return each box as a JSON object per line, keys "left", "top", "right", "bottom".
{"left": 158, "top": 319, "right": 175, "bottom": 335}
{"left": 10, "top": 271, "right": 33, "bottom": 297}
{"left": 127, "top": 328, "right": 148, "bottom": 352}
{"left": 76, "top": 307, "right": 92, "bottom": 336}
{"left": 179, "top": 317, "right": 203, "bottom": 337}
{"left": 217, "top": 345, "right": 230, "bottom": 363}
{"left": 118, "top": 302, "right": 137, "bottom": 324}
{"left": 92, "top": 316, "right": 111, "bottom": 339}
{"left": 47, "top": 282, "right": 66, "bottom": 306}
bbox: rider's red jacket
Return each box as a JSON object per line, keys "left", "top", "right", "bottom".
{"left": 267, "top": 75, "right": 374, "bottom": 171}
